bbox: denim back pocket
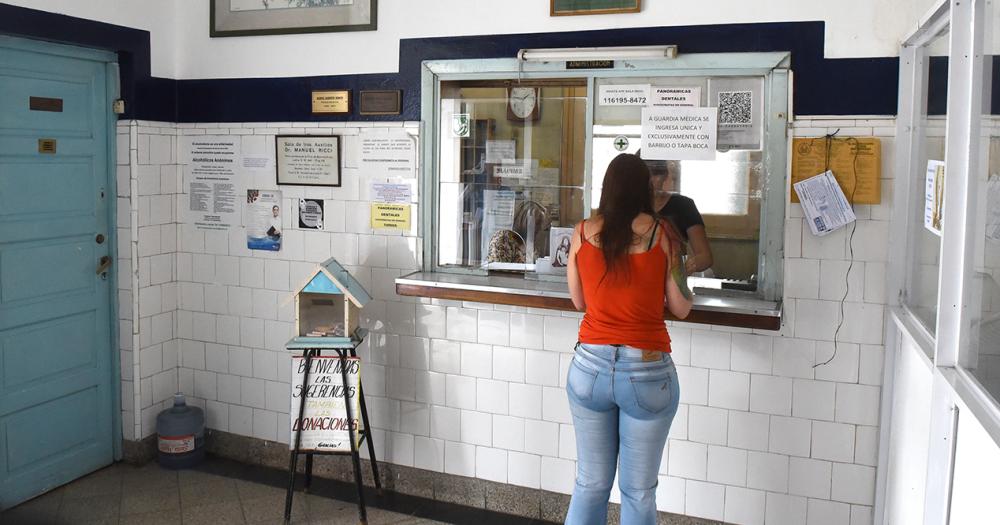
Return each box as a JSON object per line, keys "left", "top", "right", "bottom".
{"left": 567, "top": 358, "right": 599, "bottom": 401}
{"left": 629, "top": 371, "right": 674, "bottom": 413}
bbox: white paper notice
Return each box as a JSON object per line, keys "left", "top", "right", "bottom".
{"left": 640, "top": 107, "right": 718, "bottom": 161}
{"left": 182, "top": 136, "right": 241, "bottom": 231}
{"left": 485, "top": 140, "right": 516, "bottom": 163}
{"left": 370, "top": 182, "right": 412, "bottom": 204}
{"left": 483, "top": 189, "right": 515, "bottom": 230}
{"left": 650, "top": 86, "right": 701, "bottom": 107}
{"left": 987, "top": 175, "right": 1000, "bottom": 243}
{"left": 925, "top": 160, "right": 945, "bottom": 236}
{"left": 598, "top": 84, "right": 650, "bottom": 106}
{"left": 359, "top": 131, "right": 416, "bottom": 178}
{"left": 793, "top": 170, "right": 857, "bottom": 237}
{"left": 242, "top": 155, "right": 272, "bottom": 171}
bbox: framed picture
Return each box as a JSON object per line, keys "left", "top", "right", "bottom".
{"left": 550, "top": 0, "right": 640, "bottom": 16}
{"left": 276, "top": 135, "right": 342, "bottom": 187}
{"left": 211, "top": 0, "right": 377, "bottom": 37}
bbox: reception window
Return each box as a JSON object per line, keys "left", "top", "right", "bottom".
{"left": 408, "top": 52, "right": 791, "bottom": 324}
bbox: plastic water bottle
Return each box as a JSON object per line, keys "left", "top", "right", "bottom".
{"left": 156, "top": 393, "right": 205, "bottom": 469}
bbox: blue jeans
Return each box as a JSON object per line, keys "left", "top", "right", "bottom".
{"left": 565, "top": 343, "right": 680, "bottom": 525}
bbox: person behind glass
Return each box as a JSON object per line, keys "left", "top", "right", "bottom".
{"left": 565, "top": 153, "right": 693, "bottom": 524}
{"left": 638, "top": 152, "right": 713, "bottom": 274}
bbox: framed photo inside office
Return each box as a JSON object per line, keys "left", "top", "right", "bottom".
{"left": 211, "top": 0, "right": 377, "bottom": 37}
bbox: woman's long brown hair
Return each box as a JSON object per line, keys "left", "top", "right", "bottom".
{"left": 595, "top": 153, "right": 657, "bottom": 278}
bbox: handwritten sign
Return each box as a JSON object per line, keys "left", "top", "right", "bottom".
{"left": 290, "top": 356, "right": 362, "bottom": 452}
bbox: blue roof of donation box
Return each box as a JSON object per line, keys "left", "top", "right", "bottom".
{"left": 298, "top": 257, "right": 371, "bottom": 308}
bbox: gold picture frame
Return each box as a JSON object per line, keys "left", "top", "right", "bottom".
{"left": 550, "top": 0, "right": 640, "bottom": 16}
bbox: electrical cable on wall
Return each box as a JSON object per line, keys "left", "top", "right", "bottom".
{"left": 813, "top": 129, "right": 861, "bottom": 369}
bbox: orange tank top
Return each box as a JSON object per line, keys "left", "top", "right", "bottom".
{"left": 577, "top": 220, "right": 672, "bottom": 352}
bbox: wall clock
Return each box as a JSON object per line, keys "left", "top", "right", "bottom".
{"left": 507, "top": 87, "right": 540, "bottom": 122}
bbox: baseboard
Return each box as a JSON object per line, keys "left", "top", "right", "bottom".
{"left": 120, "top": 434, "right": 157, "bottom": 465}
{"left": 197, "top": 429, "right": 720, "bottom": 525}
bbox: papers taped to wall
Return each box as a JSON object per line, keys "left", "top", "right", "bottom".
{"left": 793, "top": 170, "right": 857, "bottom": 236}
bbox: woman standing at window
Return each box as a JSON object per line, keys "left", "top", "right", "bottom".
{"left": 565, "top": 153, "right": 693, "bottom": 524}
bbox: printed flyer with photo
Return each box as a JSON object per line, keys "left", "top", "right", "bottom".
{"left": 246, "top": 189, "right": 282, "bottom": 251}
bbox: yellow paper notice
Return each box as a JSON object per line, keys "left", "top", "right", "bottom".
{"left": 791, "top": 137, "right": 881, "bottom": 204}
{"left": 371, "top": 203, "right": 411, "bottom": 230}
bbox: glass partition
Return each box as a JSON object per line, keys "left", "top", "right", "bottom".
{"left": 436, "top": 80, "right": 586, "bottom": 273}
{"left": 906, "top": 29, "right": 950, "bottom": 332}
{"left": 964, "top": 1, "right": 1000, "bottom": 402}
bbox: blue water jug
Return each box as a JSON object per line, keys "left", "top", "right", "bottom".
{"left": 156, "top": 393, "right": 205, "bottom": 469}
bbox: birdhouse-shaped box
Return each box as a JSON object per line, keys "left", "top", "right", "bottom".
{"left": 290, "top": 257, "right": 371, "bottom": 346}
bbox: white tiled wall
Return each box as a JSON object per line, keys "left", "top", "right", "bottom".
{"left": 117, "top": 116, "right": 894, "bottom": 524}
{"left": 117, "top": 120, "right": 181, "bottom": 441}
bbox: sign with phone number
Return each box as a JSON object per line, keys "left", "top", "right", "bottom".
{"left": 598, "top": 84, "right": 650, "bottom": 106}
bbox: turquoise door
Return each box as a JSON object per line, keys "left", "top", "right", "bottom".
{"left": 0, "top": 37, "right": 117, "bottom": 509}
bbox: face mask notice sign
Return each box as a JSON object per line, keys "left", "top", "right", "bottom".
{"left": 640, "top": 107, "right": 718, "bottom": 161}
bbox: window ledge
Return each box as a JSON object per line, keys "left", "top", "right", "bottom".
{"left": 396, "top": 271, "right": 782, "bottom": 331}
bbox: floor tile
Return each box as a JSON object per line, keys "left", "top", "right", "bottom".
{"left": 57, "top": 493, "right": 120, "bottom": 522}
{"left": 121, "top": 485, "right": 181, "bottom": 515}
{"left": 120, "top": 507, "right": 183, "bottom": 524}
{"left": 121, "top": 463, "right": 180, "bottom": 492}
{"left": 179, "top": 478, "right": 240, "bottom": 508}
{"left": 181, "top": 500, "right": 247, "bottom": 525}
{"left": 60, "top": 469, "right": 123, "bottom": 500}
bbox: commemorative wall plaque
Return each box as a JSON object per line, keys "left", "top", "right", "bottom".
{"left": 359, "top": 90, "right": 402, "bottom": 116}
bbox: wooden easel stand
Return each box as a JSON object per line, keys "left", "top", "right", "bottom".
{"left": 284, "top": 344, "right": 381, "bottom": 525}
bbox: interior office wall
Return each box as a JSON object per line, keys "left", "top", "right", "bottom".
{"left": 1, "top": 0, "right": 177, "bottom": 77}
{"left": 111, "top": 115, "right": 894, "bottom": 523}
{"left": 170, "top": 0, "right": 939, "bottom": 79}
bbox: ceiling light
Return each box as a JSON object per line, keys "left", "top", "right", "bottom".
{"left": 516, "top": 45, "right": 677, "bottom": 62}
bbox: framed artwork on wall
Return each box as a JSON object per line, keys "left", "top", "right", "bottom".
{"left": 550, "top": 0, "right": 640, "bottom": 16}
{"left": 211, "top": 0, "right": 377, "bottom": 37}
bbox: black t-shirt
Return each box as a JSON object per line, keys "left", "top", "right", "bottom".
{"left": 657, "top": 194, "right": 704, "bottom": 241}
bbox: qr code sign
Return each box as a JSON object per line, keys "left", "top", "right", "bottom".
{"left": 719, "top": 90, "right": 752, "bottom": 125}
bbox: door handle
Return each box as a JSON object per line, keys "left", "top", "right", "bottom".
{"left": 96, "top": 255, "right": 112, "bottom": 275}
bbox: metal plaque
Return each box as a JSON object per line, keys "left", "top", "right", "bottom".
{"left": 29, "top": 96, "right": 64, "bottom": 112}
{"left": 311, "top": 90, "right": 351, "bottom": 114}
{"left": 38, "top": 138, "right": 57, "bottom": 154}
{"left": 359, "top": 90, "right": 402, "bottom": 115}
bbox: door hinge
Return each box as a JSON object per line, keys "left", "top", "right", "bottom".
{"left": 113, "top": 99, "right": 126, "bottom": 115}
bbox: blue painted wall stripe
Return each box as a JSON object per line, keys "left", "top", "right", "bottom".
{"left": 6, "top": 2, "right": 984, "bottom": 121}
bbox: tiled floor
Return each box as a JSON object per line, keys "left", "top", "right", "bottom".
{"left": 0, "top": 459, "right": 447, "bottom": 525}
